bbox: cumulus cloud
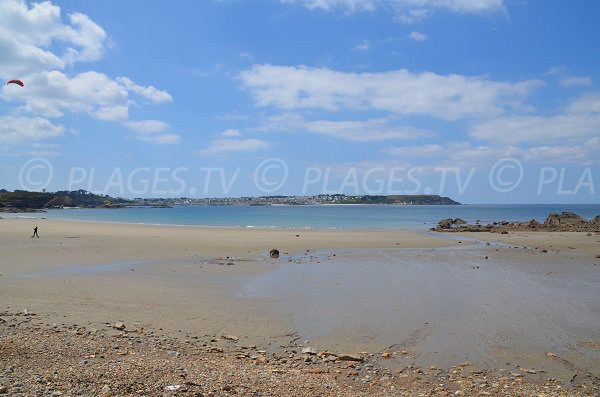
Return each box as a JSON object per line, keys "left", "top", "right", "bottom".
{"left": 470, "top": 92, "right": 600, "bottom": 145}
{"left": 0, "top": 0, "right": 106, "bottom": 76}
{"left": 240, "top": 64, "right": 540, "bottom": 120}
{"left": 0, "top": 0, "right": 176, "bottom": 145}
{"left": 259, "top": 113, "right": 433, "bottom": 141}
{"left": 3, "top": 70, "right": 128, "bottom": 118}
{"left": 0, "top": 116, "right": 65, "bottom": 144}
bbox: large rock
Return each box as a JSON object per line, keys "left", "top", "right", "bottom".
{"left": 437, "top": 218, "right": 454, "bottom": 229}
{"left": 544, "top": 212, "right": 586, "bottom": 226}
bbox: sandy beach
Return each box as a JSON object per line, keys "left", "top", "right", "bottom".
{"left": 1, "top": 218, "right": 599, "bottom": 396}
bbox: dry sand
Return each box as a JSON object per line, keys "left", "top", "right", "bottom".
{"left": 1, "top": 218, "right": 599, "bottom": 396}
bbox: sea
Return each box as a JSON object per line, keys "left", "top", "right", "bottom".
{"left": 10, "top": 204, "right": 600, "bottom": 230}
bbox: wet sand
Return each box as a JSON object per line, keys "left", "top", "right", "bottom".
{"left": 1, "top": 218, "right": 599, "bottom": 389}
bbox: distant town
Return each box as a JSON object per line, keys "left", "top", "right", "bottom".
{"left": 0, "top": 189, "right": 460, "bottom": 211}
{"left": 134, "top": 194, "right": 461, "bottom": 207}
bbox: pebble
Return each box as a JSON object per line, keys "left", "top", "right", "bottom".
{"left": 112, "top": 321, "right": 126, "bottom": 331}
{"left": 301, "top": 347, "right": 317, "bottom": 355}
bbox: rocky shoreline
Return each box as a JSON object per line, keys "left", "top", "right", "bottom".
{"left": 432, "top": 212, "right": 600, "bottom": 233}
{"left": 1, "top": 310, "right": 597, "bottom": 397}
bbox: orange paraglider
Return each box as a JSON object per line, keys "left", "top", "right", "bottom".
{"left": 7, "top": 79, "right": 24, "bottom": 87}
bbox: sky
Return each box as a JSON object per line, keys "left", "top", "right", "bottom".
{"left": 1, "top": 0, "right": 599, "bottom": 203}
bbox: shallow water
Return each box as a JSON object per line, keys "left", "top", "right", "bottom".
{"left": 239, "top": 244, "right": 600, "bottom": 372}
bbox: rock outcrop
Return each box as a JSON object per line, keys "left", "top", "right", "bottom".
{"left": 432, "top": 212, "right": 600, "bottom": 233}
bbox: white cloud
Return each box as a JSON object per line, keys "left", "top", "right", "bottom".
{"left": 136, "top": 133, "right": 180, "bottom": 145}
{"left": 566, "top": 92, "right": 600, "bottom": 113}
{"left": 0, "top": 116, "right": 65, "bottom": 144}
{"left": 388, "top": 141, "right": 598, "bottom": 166}
{"left": 281, "top": 0, "right": 504, "bottom": 21}
{"left": 125, "top": 120, "right": 180, "bottom": 144}
{"left": 116, "top": 77, "right": 173, "bottom": 104}
{"left": 126, "top": 120, "right": 169, "bottom": 134}
{"left": 1, "top": 70, "right": 177, "bottom": 143}
{"left": 93, "top": 105, "right": 129, "bottom": 121}
{"left": 240, "top": 64, "right": 540, "bottom": 120}
{"left": 560, "top": 76, "right": 593, "bottom": 88}
{"left": 221, "top": 128, "right": 242, "bottom": 137}
{"left": 0, "top": 0, "right": 174, "bottom": 146}
{"left": 259, "top": 113, "right": 433, "bottom": 141}
{"left": 0, "top": 0, "right": 106, "bottom": 77}
{"left": 409, "top": 31, "right": 428, "bottom": 41}
{"left": 200, "top": 138, "right": 271, "bottom": 155}
{"left": 470, "top": 114, "right": 600, "bottom": 145}
{"left": 470, "top": 92, "right": 600, "bottom": 145}
{"left": 386, "top": 144, "right": 444, "bottom": 157}
{"left": 62, "top": 12, "right": 107, "bottom": 63}
{"left": 281, "top": 0, "right": 377, "bottom": 13}
{"left": 2, "top": 70, "right": 128, "bottom": 118}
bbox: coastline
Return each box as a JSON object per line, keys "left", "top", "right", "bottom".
{"left": 1, "top": 218, "right": 599, "bottom": 395}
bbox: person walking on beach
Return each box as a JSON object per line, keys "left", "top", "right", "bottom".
{"left": 32, "top": 226, "right": 39, "bottom": 238}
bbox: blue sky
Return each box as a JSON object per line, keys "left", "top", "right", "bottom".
{"left": 1, "top": 0, "right": 599, "bottom": 203}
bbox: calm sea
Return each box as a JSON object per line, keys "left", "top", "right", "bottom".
{"left": 12, "top": 204, "right": 600, "bottom": 230}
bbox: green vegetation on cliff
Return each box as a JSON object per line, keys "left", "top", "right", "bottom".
{"left": 0, "top": 190, "right": 132, "bottom": 210}
{"left": 334, "top": 195, "right": 460, "bottom": 205}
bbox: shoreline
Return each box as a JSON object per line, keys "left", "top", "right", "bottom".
{"left": 1, "top": 218, "right": 599, "bottom": 394}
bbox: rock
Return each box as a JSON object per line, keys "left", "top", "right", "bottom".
{"left": 301, "top": 347, "right": 317, "bottom": 355}
{"left": 544, "top": 212, "right": 585, "bottom": 227}
{"left": 270, "top": 249, "right": 280, "bottom": 258}
{"left": 453, "top": 218, "right": 467, "bottom": 225}
{"left": 337, "top": 354, "right": 363, "bottom": 362}
{"left": 0, "top": 386, "right": 7, "bottom": 393}
{"left": 112, "top": 321, "right": 126, "bottom": 331}
{"left": 500, "top": 231, "right": 508, "bottom": 234}
{"left": 221, "top": 334, "right": 239, "bottom": 341}
{"left": 101, "top": 385, "right": 112, "bottom": 394}
{"left": 437, "top": 218, "right": 454, "bottom": 229}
